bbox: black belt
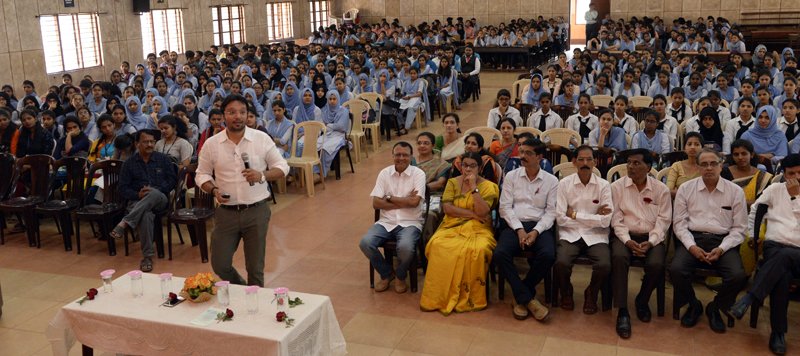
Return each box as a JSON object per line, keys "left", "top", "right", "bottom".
{"left": 219, "top": 199, "right": 266, "bottom": 212}
{"left": 689, "top": 230, "right": 725, "bottom": 239}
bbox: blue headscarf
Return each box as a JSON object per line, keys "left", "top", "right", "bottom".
{"left": 354, "top": 73, "right": 372, "bottom": 94}
{"left": 741, "top": 105, "right": 788, "bottom": 155}
{"left": 242, "top": 88, "right": 265, "bottom": 116}
{"left": 124, "top": 96, "right": 148, "bottom": 131}
{"left": 261, "top": 91, "right": 283, "bottom": 122}
{"left": 294, "top": 88, "right": 318, "bottom": 124}
{"left": 323, "top": 90, "right": 348, "bottom": 124}
{"left": 524, "top": 74, "right": 547, "bottom": 106}
{"left": 281, "top": 82, "right": 301, "bottom": 114}
{"left": 152, "top": 96, "right": 169, "bottom": 117}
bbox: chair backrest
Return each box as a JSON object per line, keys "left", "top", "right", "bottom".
{"left": 720, "top": 99, "right": 730, "bottom": 108}
{"left": 606, "top": 164, "right": 627, "bottom": 182}
{"left": 553, "top": 162, "right": 601, "bottom": 179}
{"left": 630, "top": 96, "right": 653, "bottom": 108}
{"left": 658, "top": 151, "right": 688, "bottom": 169}
{"left": 86, "top": 159, "right": 125, "bottom": 205}
{"left": 0, "top": 153, "right": 16, "bottom": 200}
{"left": 464, "top": 127, "right": 501, "bottom": 148}
{"left": 511, "top": 79, "right": 528, "bottom": 103}
{"left": 16, "top": 154, "right": 56, "bottom": 201}
{"left": 656, "top": 167, "right": 670, "bottom": 183}
{"left": 357, "top": 92, "right": 383, "bottom": 113}
{"left": 541, "top": 128, "right": 580, "bottom": 148}
{"left": 590, "top": 95, "right": 614, "bottom": 108}
{"left": 343, "top": 99, "right": 370, "bottom": 133}
{"left": 290, "top": 121, "right": 327, "bottom": 159}
{"left": 54, "top": 156, "right": 88, "bottom": 202}
{"left": 545, "top": 144, "right": 572, "bottom": 165}
{"left": 517, "top": 103, "right": 535, "bottom": 126}
{"left": 752, "top": 203, "right": 769, "bottom": 258}
{"left": 552, "top": 105, "right": 576, "bottom": 121}
{"left": 515, "top": 127, "right": 542, "bottom": 138}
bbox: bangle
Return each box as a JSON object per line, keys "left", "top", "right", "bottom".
{"left": 210, "top": 187, "right": 218, "bottom": 195}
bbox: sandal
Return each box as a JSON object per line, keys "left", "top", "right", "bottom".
{"left": 10, "top": 223, "right": 26, "bottom": 234}
{"left": 140, "top": 257, "right": 153, "bottom": 272}
{"left": 110, "top": 223, "right": 126, "bottom": 240}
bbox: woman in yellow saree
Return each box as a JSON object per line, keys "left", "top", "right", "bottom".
{"left": 722, "top": 139, "right": 772, "bottom": 275}
{"left": 420, "top": 152, "right": 499, "bottom": 314}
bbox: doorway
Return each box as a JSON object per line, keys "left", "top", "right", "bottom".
{"left": 569, "top": 0, "right": 610, "bottom": 45}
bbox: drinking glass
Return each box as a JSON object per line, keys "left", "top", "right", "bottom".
{"left": 100, "top": 269, "right": 115, "bottom": 293}
{"left": 215, "top": 281, "right": 230, "bottom": 307}
{"left": 159, "top": 273, "right": 173, "bottom": 300}
{"left": 274, "top": 287, "right": 289, "bottom": 312}
{"left": 245, "top": 286, "right": 259, "bottom": 314}
{"left": 128, "top": 270, "right": 143, "bottom": 298}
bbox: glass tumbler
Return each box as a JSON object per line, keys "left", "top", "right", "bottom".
{"left": 274, "top": 287, "right": 289, "bottom": 312}
{"left": 159, "top": 273, "right": 173, "bottom": 300}
{"left": 245, "top": 285, "right": 259, "bottom": 314}
{"left": 215, "top": 281, "right": 230, "bottom": 307}
{"left": 100, "top": 269, "right": 115, "bottom": 293}
{"left": 128, "top": 270, "right": 143, "bottom": 298}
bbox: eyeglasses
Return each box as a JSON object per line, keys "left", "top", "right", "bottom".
{"left": 462, "top": 163, "right": 479, "bottom": 169}
{"left": 699, "top": 161, "right": 721, "bottom": 168}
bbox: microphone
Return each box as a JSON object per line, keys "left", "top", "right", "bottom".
{"left": 241, "top": 153, "right": 254, "bottom": 186}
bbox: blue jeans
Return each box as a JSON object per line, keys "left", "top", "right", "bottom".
{"left": 359, "top": 224, "right": 420, "bottom": 280}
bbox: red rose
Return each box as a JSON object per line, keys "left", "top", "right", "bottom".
{"left": 86, "top": 292, "right": 95, "bottom": 300}
{"left": 643, "top": 197, "right": 653, "bottom": 204}
{"left": 88, "top": 288, "right": 98, "bottom": 296}
{"left": 225, "top": 308, "right": 234, "bottom": 319}
{"left": 169, "top": 292, "right": 178, "bottom": 302}
{"left": 592, "top": 199, "right": 599, "bottom": 204}
{"left": 276, "top": 311, "right": 287, "bottom": 322}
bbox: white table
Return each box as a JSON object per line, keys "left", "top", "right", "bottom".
{"left": 46, "top": 273, "right": 346, "bottom": 356}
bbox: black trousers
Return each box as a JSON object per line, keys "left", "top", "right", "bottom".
{"left": 749, "top": 241, "right": 800, "bottom": 333}
{"left": 493, "top": 222, "right": 555, "bottom": 305}
{"left": 554, "top": 238, "right": 610, "bottom": 296}
{"left": 669, "top": 233, "right": 747, "bottom": 310}
{"left": 611, "top": 234, "right": 665, "bottom": 308}
{"left": 460, "top": 74, "right": 478, "bottom": 101}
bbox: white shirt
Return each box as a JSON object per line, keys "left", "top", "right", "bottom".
{"left": 564, "top": 113, "right": 598, "bottom": 143}
{"left": 658, "top": 115, "right": 679, "bottom": 147}
{"left": 196, "top": 127, "right": 290, "bottom": 205}
{"left": 556, "top": 173, "right": 613, "bottom": 246}
{"left": 527, "top": 109, "right": 563, "bottom": 131}
{"left": 611, "top": 176, "right": 672, "bottom": 246}
{"left": 673, "top": 177, "right": 747, "bottom": 252}
{"left": 499, "top": 167, "right": 559, "bottom": 232}
{"left": 779, "top": 116, "right": 800, "bottom": 141}
{"left": 370, "top": 165, "right": 427, "bottom": 231}
{"left": 615, "top": 112, "right": 638, "bottom": 136}
{"left": 748, "top": 182, "right": 800, "bottom": 248}
{"left": 487, "top": 106, "right": 522, "bottom": 128}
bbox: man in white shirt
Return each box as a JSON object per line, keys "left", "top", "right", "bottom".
{"left": 670, "top": 148, "right": 747, "bottom": 333}
{"left": 196, "top": 95, "right": 290, "bottom": 287}
{"left": 584, "top": 3, "right": 599, "bottom": 44}
{"left": 610, "top": 149, "right": 672, "bottom": 339}
{"left": 554, "top": 145, "right": 613, "bottom": 314}
{"left": 496, "top": 138, "right": 558, "bottom": 321}
{"left": 730, "top": 154, "right": 800, "bottom": 355}
{"left": 359, "top": 142, "right": 426, "bottom": 293}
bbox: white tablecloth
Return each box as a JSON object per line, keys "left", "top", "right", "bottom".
{"left": 46, "top": 273, "right": 346, "bottom": 356}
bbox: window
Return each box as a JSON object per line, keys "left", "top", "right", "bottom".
{"left": 140, "top": 9, "right": 185, "bottom": 59}
{"left": 309, "top": 0, "right": 330, "bottom": 32}
{"left": 39, "top": 13, "right": 103, "bottom": 74}
{"left": 211, "top": 5, "right": 246, "bottom": 46}
{"left": 266, "top": 2, "right": 294, "bottom": 41}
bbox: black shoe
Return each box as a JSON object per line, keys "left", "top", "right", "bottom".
{"left": 616, "top": 309, "right": 632, "bottom": 339}
{"left": 770, "top": 332, "right": 786, "bottom": 355}
{"left": 706, "top": 301, "right": 726, "bottom": 333}
{"left": 729, "top": 293, "right": 753, "bottom": 320}
{"left": 681, "top": 299, "right": 703, "bottom": 328}
{"left": 635, "top": 294, "right": 652, "bottom": 323}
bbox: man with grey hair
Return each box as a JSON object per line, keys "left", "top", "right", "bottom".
{"left": 670, "top": 148, "right": 747, "bottom": 333}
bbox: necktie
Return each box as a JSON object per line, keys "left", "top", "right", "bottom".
{"left": 657, "top": 119, "right": 665, "bottom": 131}
{"left": 736, "top": 121, "right": 753, "bottom": 139}
{"left": 578, "top": 116, "right": 591, "bottom": 143}
{"left": 786, "top": 122, "right": 797, "bottom": 141}
{"left": 671, "top": 106, "right": 683, "bottom": 123}
{"left": 538, "top": 113, "right": 549, "bottom": 131}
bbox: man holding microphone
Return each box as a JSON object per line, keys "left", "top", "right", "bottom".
{"left": 196, "top": 94, "right": 289, "bottom": 287}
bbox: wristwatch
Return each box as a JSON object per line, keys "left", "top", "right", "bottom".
{"left": 472, "top": 188, "right": 479, "bottom": 194}
{"left": 259, "top": 172, "right": 266, "bottom": 184}
{"left": 384, "top": 195, "right": 392, "bottom": 202}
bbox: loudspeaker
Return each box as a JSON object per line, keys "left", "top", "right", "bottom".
{"left": 132, "top": 0, "right": 150, "bottom": 13}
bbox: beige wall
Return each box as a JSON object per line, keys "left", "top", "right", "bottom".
{"left": 332, "top": 0, "right": 570, "bottom": 27}
{"left": 609, "top": 0, "right": 800, "bottom": 24}
{"left": 0, "top": 0, "right": 314, "bottom": 93}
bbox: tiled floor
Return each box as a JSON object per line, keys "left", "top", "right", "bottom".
{"left": 0, "top": 71, "right": 795, "bottom": 355}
